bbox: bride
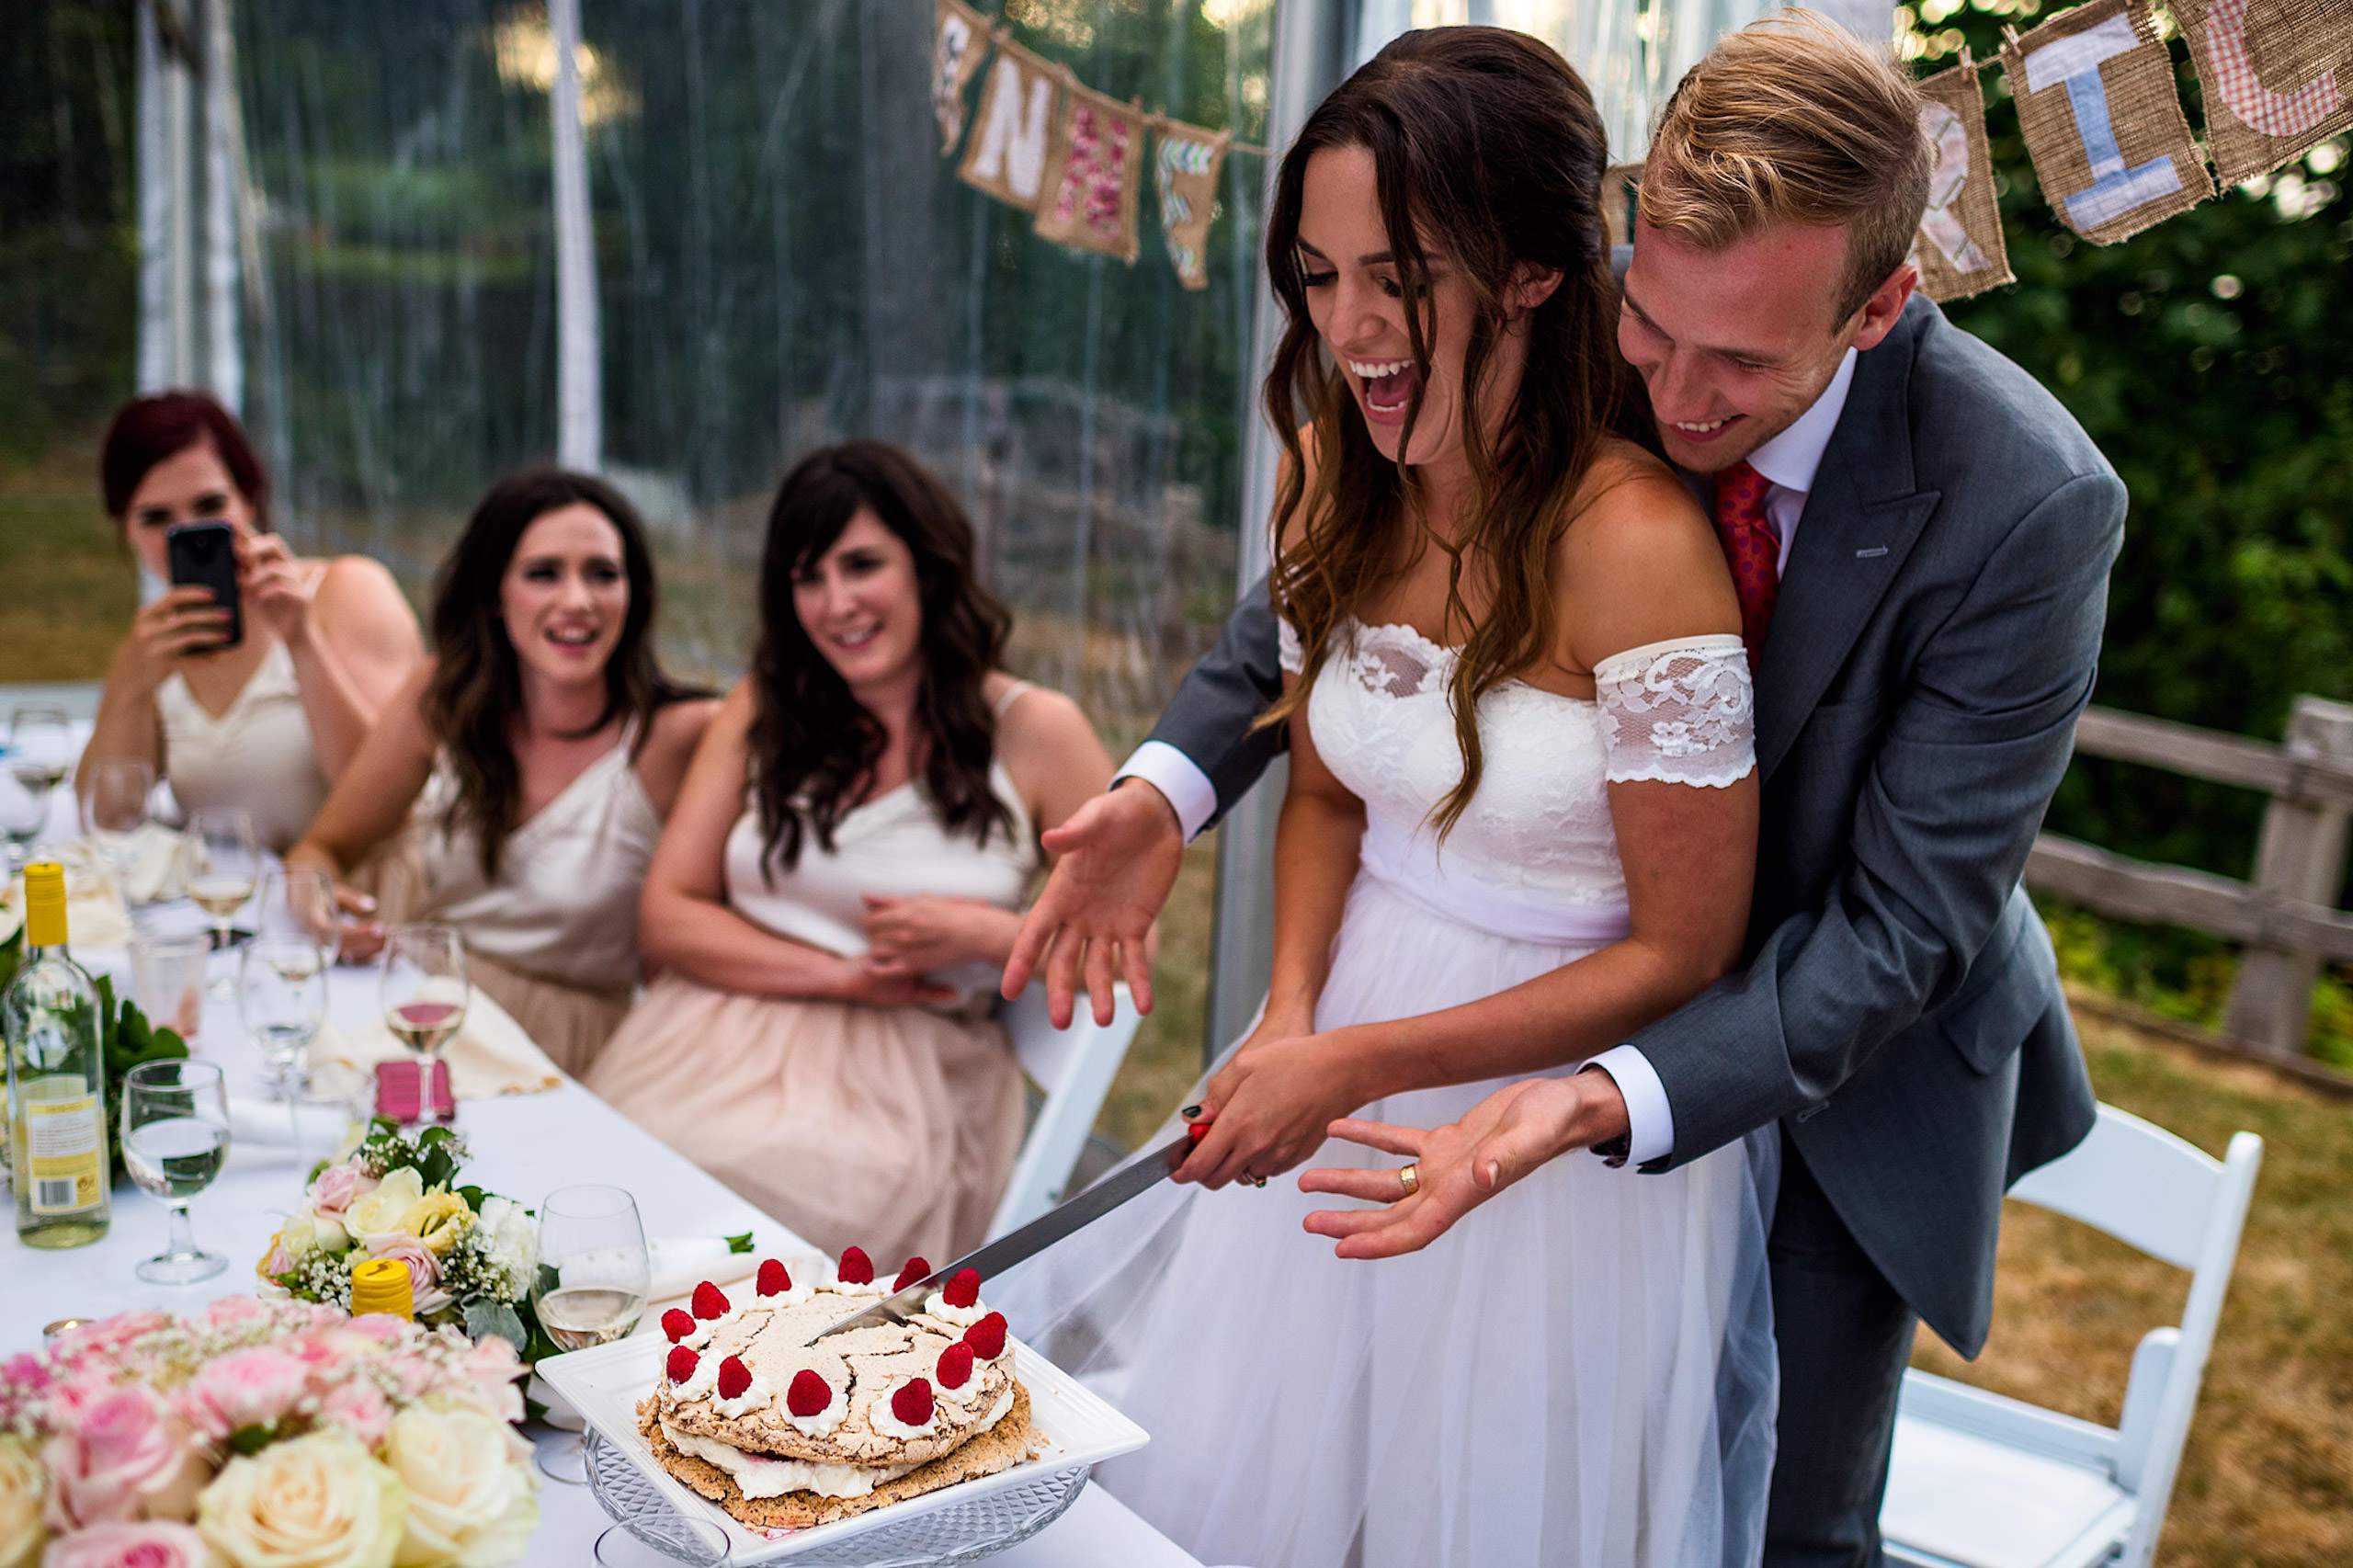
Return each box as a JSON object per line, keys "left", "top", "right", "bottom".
{"left": 995, "top": 28, "right": 1776, "bottom": 1568}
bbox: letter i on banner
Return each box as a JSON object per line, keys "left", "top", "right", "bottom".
{"left": 2173, "top": 0, "right": 2350, "bottom": 183}
{"left": 931, "top": 0, "right": 993, "bottom": 155}
{"left": 960, "top": 35, "right": 1061, "bottom": 210}
{"left": 2001, "top": 0, "right": 2215, "bottom": 243}
{"left": 1913, "top": 54, "right": 2013, "bottom": 301}
{"left": 1154, "top": 118, "right": 1230, "bottom": 289}
{"left": 1033, "top": 71, "right": 1146, "bottom": 262}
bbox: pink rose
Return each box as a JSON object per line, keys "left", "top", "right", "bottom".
{"left": 40, "top": 1389, "right": 204, "bottom": 1529}
{"left": 314, "top": 1379, "right": 392, "bottom": 1450}
{"left": 192, "top": 1298, "right": 270, "bottom": 1338}
{"left": 361, "top": 1236, "right": 438, "bottom": 1295}
{"left": 309, "top": 1164, "right": 375, "bottom": 1221}
{"left": 459, "top": 1337, "right": 525, "bottom": 1424}
{"left": 176, "top": 1349, "right": 311, "bottom": 1444}
{"left": 38, "top": 1520, "right": 210, "bottom": 1568}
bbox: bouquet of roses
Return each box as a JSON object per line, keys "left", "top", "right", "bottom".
{"left": 0, "top": 1295, "right": 535, "bottom": 1568}
{"left": 256, "top": 1120, "right": 551, "bottom": 1361}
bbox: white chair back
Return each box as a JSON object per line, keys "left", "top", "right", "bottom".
{"left": 986, "top": 984, "right": 1142, "bottom": 1239}
{"left": 1883, "top": 1102, "right": 2262, "bottom": 1568}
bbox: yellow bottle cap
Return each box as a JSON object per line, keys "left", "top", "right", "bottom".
{"left": 22, "top": 862, "right": 66, "bottom": 950}
{"left": 348, "top": 1256, "right": 415, "bottom": 1320}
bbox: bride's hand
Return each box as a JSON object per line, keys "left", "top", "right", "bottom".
{"left": 1296, "top": 1074, "right": 1605, "bottom": 1258}
{"left": 1176, "top": 1020, "right": 1363, "bottom": 1190}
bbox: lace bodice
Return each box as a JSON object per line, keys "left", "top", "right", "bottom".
{"left": 1285, "top": 619, "right": 1753, "bottom": 943}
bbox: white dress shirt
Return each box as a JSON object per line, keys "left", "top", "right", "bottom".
{"left": 1116, "top": 349, "right": 1859, "bottom": 1165}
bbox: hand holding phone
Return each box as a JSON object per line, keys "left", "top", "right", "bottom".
{"left": 165, "top": 521, "right": 243, "bottom": 652}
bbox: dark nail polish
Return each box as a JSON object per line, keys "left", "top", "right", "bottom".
{"left": 1181, "top": 1105, "right": 1202, "bottom": 1119}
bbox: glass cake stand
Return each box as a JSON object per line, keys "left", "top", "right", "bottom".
{"left": 584, "top": 1426, "right": 1093, "bottom": 1567}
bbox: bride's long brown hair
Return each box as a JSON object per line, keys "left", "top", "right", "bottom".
{"left": 1258, "top": 27, "right": 1651, "bottom": 835}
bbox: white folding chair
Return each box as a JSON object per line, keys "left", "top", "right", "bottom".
{"left": 986, "top": 983, "right": 1143, "bottom": 1239}
{"left": 1881, "top": 1103, "right": 2263, "bottom": 1568}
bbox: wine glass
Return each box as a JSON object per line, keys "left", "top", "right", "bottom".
{"left": 186, "top": 808, "right": 259, "bottom": 985}
{"left": 5, "top": 706, "right": 70, "bottom": 856}
{"left": 381, "top": 921, "right": 469, "bottom": 1059}
{"left": 241, "top": 937, "right": 329, "bottom": 1093}
{"left": 120, "top": 1059, "right": 232, "bottom": 1284}
{"left": 531, "top": 1185, "right": 650, "bottom": 1483}
{"left": 81, "top": 758, "right": 154, "bottom": 898}
{"left": 0, "top": 770, "right": 45, "bottom": 877}
{"left": 256, "top": 866, "right": 344, "bottom": 961}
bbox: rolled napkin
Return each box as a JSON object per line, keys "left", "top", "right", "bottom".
{"left": 313, "top": 983, "right": 563, "bottom": 1098}
{"left": 641, "top": 1238, "right": 813, "bottom": 1308}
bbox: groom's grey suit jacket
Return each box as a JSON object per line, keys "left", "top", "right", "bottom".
{"left": 1150, "top": 293, "right": 2124, "bottom": 1354}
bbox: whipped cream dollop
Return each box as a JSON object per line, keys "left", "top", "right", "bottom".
{"left": 661, "top": 1419, "right": 914, "bottom": 1500}
{"left": 867, "top": 1382, "right": 941, "bottom": 1440}
{"left": 711, "top": 1371, "right": 774, "bottom": 1418}
{"left": 827, "top": 1272, "right": 891, "bottom": 1298}
{"left": 673, "top": 1355, "right": 722, "bottom": 1403}
{"left": 920, "top": 1291, "right": 988, "bottom": 1329}
{"left": 782, "top": 1388, "right": 847, "bottom": 1438}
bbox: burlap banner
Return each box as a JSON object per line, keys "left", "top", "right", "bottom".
{"left": 2001, "top": 0, "right": 2215, "bottom": 244}
{"left": 930, "top": 0, "right": 992, "bottom": 155}
{"left": 2173, "top": 0, "right": 2352, "bottom": 184}
{"left": 1914, "top": 55, "right": 2013, "bottom": 301}
{"left": 1032, "top": 73, "right": 1145, "bottom": 262}
{"left": 958, "top": 34, "right": 1060, "bottom": 211}
{"left": 1153, "top": 118, "right": 1230, "bottom": 289}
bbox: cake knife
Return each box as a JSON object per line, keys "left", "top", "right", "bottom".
{"left": 804, "top": 1124, "right": 1204, "bottom": 1343}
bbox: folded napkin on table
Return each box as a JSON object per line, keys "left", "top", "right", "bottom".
{"left": 0, "top": 831, "right": 187, "bottom": 949}
{"left": 313, "top": 984, "right": 563, "bottom": 1098}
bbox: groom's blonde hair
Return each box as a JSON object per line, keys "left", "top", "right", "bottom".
{"left": 1640, "top": 10, "right": 1931, "bottom": 321}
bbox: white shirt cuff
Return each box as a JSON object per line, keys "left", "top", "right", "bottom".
{"left": 1114, "top": 741, "right": 1220, "bottom": 844}
{"left": 1585, "top": 1043, "right": 1675, "bottom": 1166}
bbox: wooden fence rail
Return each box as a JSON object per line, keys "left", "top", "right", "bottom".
{"left": 2027, "top": 695, "right": 2353, "bottom": 1059}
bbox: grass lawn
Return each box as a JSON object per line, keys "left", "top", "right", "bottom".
{"left": 0, "top": 438, "right": 132, "bottom": 680}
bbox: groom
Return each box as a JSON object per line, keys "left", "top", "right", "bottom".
{"left": 1004, "top": 16, "right": 2123, "bottom": 1567}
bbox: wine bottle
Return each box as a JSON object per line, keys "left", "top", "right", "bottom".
{"left": 6, "top": 862, "right": 111, "bottom": 1247}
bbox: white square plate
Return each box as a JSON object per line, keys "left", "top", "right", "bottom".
{"left": 536, "top": 1331, "right": 1148, "bottom": 1563}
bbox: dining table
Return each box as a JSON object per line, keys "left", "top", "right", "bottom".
{"left": 0, "top": 816, "right": 1203, "bottom": 1567}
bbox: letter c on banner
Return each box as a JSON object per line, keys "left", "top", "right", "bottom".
{"left": 2023, "top": 14, "right": 2186, "bottom": 231}
{"left": 1917, "top": 102, "right": 1991, "bottom": 274}
{"left": 2202, "top": 0, "right": 2341, "bottom": 138}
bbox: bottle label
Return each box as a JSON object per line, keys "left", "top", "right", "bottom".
{"left": 26, "top": 1096, "right": 103, "bottom": 1213}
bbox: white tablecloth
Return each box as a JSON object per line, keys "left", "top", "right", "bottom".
{"left": 0, "top": 892, "right": 1199, "bottom": 1567}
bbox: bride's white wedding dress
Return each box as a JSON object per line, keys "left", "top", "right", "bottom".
{"left": 995, "top": 619, "right": 1778, "bottom": 1568}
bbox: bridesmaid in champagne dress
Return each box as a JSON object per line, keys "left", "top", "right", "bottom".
{"left": 287, "top": 469, "right": 716, "bottom": 1074}
{"left": 587, "top": 442, "right": 1114, "bottom": 1267}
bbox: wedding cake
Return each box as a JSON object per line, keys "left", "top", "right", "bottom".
{"left": 637, "top": 1246, "right": 1034, "bottom": 1529}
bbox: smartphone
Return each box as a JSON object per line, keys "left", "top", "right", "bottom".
{"left": 165, "top": 520, "right": 243, "bottom": 651}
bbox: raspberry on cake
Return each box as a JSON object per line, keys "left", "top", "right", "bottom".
{"left": 962, "top": 1312, "right": 1007, "bottom": 1361}
{"left": 892, "top": 1256, "right": 931, "bottom": 1292}
{"left": 943, "top": 1268, "right": 981, "bottom": 1309}
{"left": 637, "top": 1246, "right": 1037, "bottom": 1531}
{"left": 692, "top": 1281, "right": 731, "bottom": 1319}
{"left": 757, "top": 1259, "right": 791, "bottom": 1297}
{"left": 663, "top": 1308, "right": 697, "bottom": 1343}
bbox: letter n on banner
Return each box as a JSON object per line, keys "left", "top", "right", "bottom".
{"left": 2173, "top": 0, "right": 2351, "bottom": 184}
{"left": 959, "top": 36, "right": 1060, "bottom": 210}
{"left": 1914, "top": 54, "right": 2013, "bottom": 301}
{"left": 2001, "top": 0, "right": 2215, "bottom": 243}
{"left": 931, "top": 0, "right": 993, "bottom": 155}
{"left": 1154, "top": 118, "right": 1230, "bottom": 289}
{"left": 1033, "top": 72, "right": 1146, "bottom": 262}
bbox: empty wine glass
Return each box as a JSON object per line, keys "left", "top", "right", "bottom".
{"left": 0, "top": 771, "right": 45, "bottom": 876}
{"left": 532, "top": 1185, "right": 648, "bottom": 1483}
{"left": 256, "top": 865, "right": 344, "bottom": 961}
{"left": 121, "top": 1059, "right": 231, "bottom": 1284}
{"left": 242, "top": 937, "right": 329, "bottom": 1093}
{"left": 381, "top": 921, "right": 469, "bottom": 1065}
{"left": 5, "top": 707, "right": 70, "bottom": 856}
{"left": 81, "top": 758, "right": 154, "bottom": 899}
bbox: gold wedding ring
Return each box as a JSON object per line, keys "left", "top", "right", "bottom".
{"left": 1250, "top": 1174, "right": 1267, "bottom": 1187}
{"left": 1399, "top": 1162, "right": 1420, "bottom": 1198}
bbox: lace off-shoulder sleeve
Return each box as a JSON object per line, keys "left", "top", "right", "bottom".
{"left": 1278, "top": 613, "right": 1304, "bottom": 675}
{"left": 1593, "top": 635, "right": 1756, "bottom": 788}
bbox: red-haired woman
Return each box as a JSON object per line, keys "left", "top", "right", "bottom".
{"left": 77, "top": 392, "right": 424, "bottom": 852}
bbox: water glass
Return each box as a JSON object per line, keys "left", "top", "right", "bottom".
{"left": 81, "top": 758, "right": 154, "bottom": 897}
{"left": 0, "top": 770, "right": 46, "bottom": 875}
{"left": 130, "top": 928, "right": 210, "bottom": 1041}
{"left": 241, "top": 937, "right": 329, "bottom": 1090}
{"left": 532, "top": 1185, "right": 649, "bottom": 1483}
{"left": 121, "top": 1060, "right": 231, "bottom": 1284}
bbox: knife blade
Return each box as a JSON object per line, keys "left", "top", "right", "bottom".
{"left": 805, "top": 1124, "right": 1201, "bottom": 1343}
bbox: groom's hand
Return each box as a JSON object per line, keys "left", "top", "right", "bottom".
{"left": 1298, "top": 1072, "right": 1630, "bottom": 1258}
{"left": 1003, "top": 779, "right": 1184, "bottom": 1028}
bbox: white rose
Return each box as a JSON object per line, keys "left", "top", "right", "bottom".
{"left": 343, "top": 1169, "right": 426, "bottom": 1242}
{"left": 282, "top": 1207, "right": 349, "bottom": 1258}
{"left": 381, "top": 1404, "right": 535, "bottom": 1568}
{"left": 197, "top": 1431, "right": 405, "bottom": 1568}
{"left": 0, "top": 1435, "right": 46, "bottom": 1568}
{"left": 471, "top": 1199, "right": 536, "bottom": 1298}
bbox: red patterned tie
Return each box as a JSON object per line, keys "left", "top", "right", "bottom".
{"left": 1711, "top": 460, "right": 1779, "bottom": 665}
